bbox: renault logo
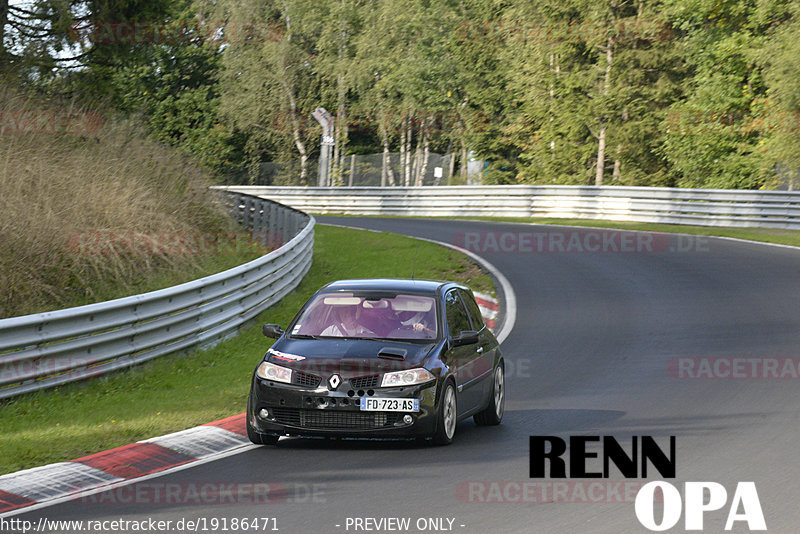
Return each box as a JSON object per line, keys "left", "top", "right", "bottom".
{"left": 328, "top": 374, "right": 341, "bottom": 390}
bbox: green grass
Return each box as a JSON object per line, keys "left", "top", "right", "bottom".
{"left": 0, "top": 224, "right": 494, "bottom": 475}
{"left": 314, "top": 214, "right": 800, "bottom": 248}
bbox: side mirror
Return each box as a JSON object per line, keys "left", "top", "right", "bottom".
{"left": 262, "top": 324, "right": 284, "bottom": 339}
{"left": 451, "top": 330, "right": 479, "bottom": 347}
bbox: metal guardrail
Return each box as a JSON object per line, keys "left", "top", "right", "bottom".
{"left": 213, "top": 185, "right": 800, "bottom": 230}
{"left": 0, "top": 193, "right": 314, "bottom": 400}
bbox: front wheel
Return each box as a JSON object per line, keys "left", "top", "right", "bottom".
{"left": 474, "top": 363, "right": 504, "bottom": 426}
{"left": 432, "top": 381, "right": 458, "bottom": 446}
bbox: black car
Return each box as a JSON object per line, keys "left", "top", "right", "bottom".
{"left": 246, "top": 278, "right": 504, "bottom": 446}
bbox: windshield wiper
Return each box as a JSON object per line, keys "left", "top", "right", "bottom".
{"left": 291, "top": 334, "right": 322, "bottom": 339}
{"left": 348, "top": 336, "right": 433, "bottom": 343}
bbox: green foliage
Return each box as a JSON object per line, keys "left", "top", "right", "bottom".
{"left": 758, "top": 0, "right": 800, "bottom": 189}
{"left": 500, "top": 1, "right": 683, "bottom": 185}
{"left": 5, "top": 0, "right": 800, "bottom": 188}
{"left": 659, "top": 0, "right": 784, "bottom": 188}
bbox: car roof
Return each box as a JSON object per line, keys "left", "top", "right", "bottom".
{"left": 320, "top": 278, "right": 461, "bottom": 295}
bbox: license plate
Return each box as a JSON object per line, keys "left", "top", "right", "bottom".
{"left": 360, "top": 397, "right": 419, "bottom": 412}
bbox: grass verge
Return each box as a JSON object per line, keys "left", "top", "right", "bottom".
{"left": 0, "top": 224, "right": 494, "bottom": 475}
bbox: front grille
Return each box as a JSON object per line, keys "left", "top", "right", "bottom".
{"left": 292, "top": 370, "right": 321, "bottom": 388}
{"left": 349, "top": 375, "right": 380, "bottom": 389}
{"left": 271, "top": 407, "right": 302, "bottom": 426}
{"left": 271, "top": 407, "right": 400, "bottom": 430}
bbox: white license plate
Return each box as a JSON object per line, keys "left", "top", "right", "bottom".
{"left": 360, "top": 397, "right": 419, "bottom": 412}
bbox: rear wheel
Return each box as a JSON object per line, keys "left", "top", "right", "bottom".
{"left": 474, "top": 363, "right": 504, "bottom": 426}
{"left": 432, "top": 381, "right": 457, "bottom": 446}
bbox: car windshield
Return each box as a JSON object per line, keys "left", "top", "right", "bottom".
{"left": 291, "top": 292, "right": 438, "bottom": 341}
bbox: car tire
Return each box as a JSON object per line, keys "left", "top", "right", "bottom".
{"left": 247, "top": 398, "right": 280, "bottom": 446}
{"left": 432, "top": 380, "right": 458, "bottom": 446}
{"left": 474, "top": 362, "right": 504, "bottom": 426}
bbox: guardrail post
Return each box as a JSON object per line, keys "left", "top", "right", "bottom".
{"left": 278, "top": 205, "right": 285, "bottom": 247}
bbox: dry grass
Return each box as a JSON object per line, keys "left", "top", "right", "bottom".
{"left": 0, "top": 89, "right": 234, "bottom": 318}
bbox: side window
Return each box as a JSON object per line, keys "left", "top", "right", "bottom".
{"left": 445, "top": 289, "right": 472, "bottom": 336}
{"left": 458, "top": 289, "right": 485, "bottom": 331}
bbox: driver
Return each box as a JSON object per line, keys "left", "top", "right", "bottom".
{"left": 399, "top": 310, "right": 428, "bottom": 332}
{"left": 395, "top": 310, "right": 435, "bottom": 336}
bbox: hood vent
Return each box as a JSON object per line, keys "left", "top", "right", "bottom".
{"left": 378, "top": 347, "right": 407, "bottom": 360}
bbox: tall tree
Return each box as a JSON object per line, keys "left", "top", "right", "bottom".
{"left": 660, "top": 0, "right": 790, "bottom": 189}
{"left": 758, "top": 0, "right": 800, "bottom": 189}
{"left": 502, "top": 0, "right": 679, "bottom": 185}
{"left": 214, "top": 0, "right": 321, "bottom": 183}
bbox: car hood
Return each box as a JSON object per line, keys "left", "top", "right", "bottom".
{"left": 265, "top": 337, "right": 438, "bottom": 376}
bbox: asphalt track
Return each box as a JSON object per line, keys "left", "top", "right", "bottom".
{"left": 13, "top": 217, "right": 800, "bottom": 533}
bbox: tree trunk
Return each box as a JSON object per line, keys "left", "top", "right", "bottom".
{"left": 381, "top": 149, "right": 387, "bottom": 187}
{"left": 413, "top": 116, "right": 426, "bottom": 186}
{"left": 348, "top": 154, "right": 355, "bottom": 186}
{"left": 549, "top": 53, "right": 558, "bottom": 155}
{"left": 417, "top": 117, "right": 430, "bottom": 186}
{"left": 340, "top": 120, "right": 348, "bottom": 173}
{"left": 400, "top": 114, "right": 408, "bottom": 186}
{"left": 595, "top": 36, "right": 613, "bottom": 186}
{"left": 612, "top": 110, "right": 627, "bottom": 183}
{"left": 379, "top": 112, "right": 394, "bottom": 186}
{"left": 380, "top": 119, "right": 395, "bottom": 186}
{"left": 404, "top": 113, "right": 413, "bottom": 186}
{"left": 332, "top": 125, "right": 340, "bottom": 184}
{"left": 595, "top": 127, "right": 607, "bottom": 186}
{"left": 386, "top": 150, "right": 396, "bottom": 186}
{"left": 448, "top": 153, "right": 455, "bottom": 184}
{"left": 333, "top": 70, "right": 347, "bottom": 185}
{"left": 278, "top": 4, "right": 307, "bottom": 183}
{"left": 336, "top": 1, "right": 349, "bottom": 178}
{"left": 444, "top": 137, "right": 455, "bottom": 184}
{"left": 299, "top": 152, "right": 309, "bottom": 185}
{"left": 280, "top": 79, "right": 308, "bottom": 184}
{"left": 460, "top": 138, "right": 468, "bottom": 181}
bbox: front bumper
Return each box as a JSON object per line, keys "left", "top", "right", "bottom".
{"left": 248, "top": 373, "right": 440, "bottom": 439}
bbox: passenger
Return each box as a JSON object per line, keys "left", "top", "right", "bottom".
{"left": 321, "top": 304, "right": 375, "bottom": 337}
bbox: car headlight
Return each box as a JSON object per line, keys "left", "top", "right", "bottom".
{"left": 256, "top": 361, "right": 293, "bottom": 384}
{"left": 381, "top": 368, "right": 435, "bottom": 387}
